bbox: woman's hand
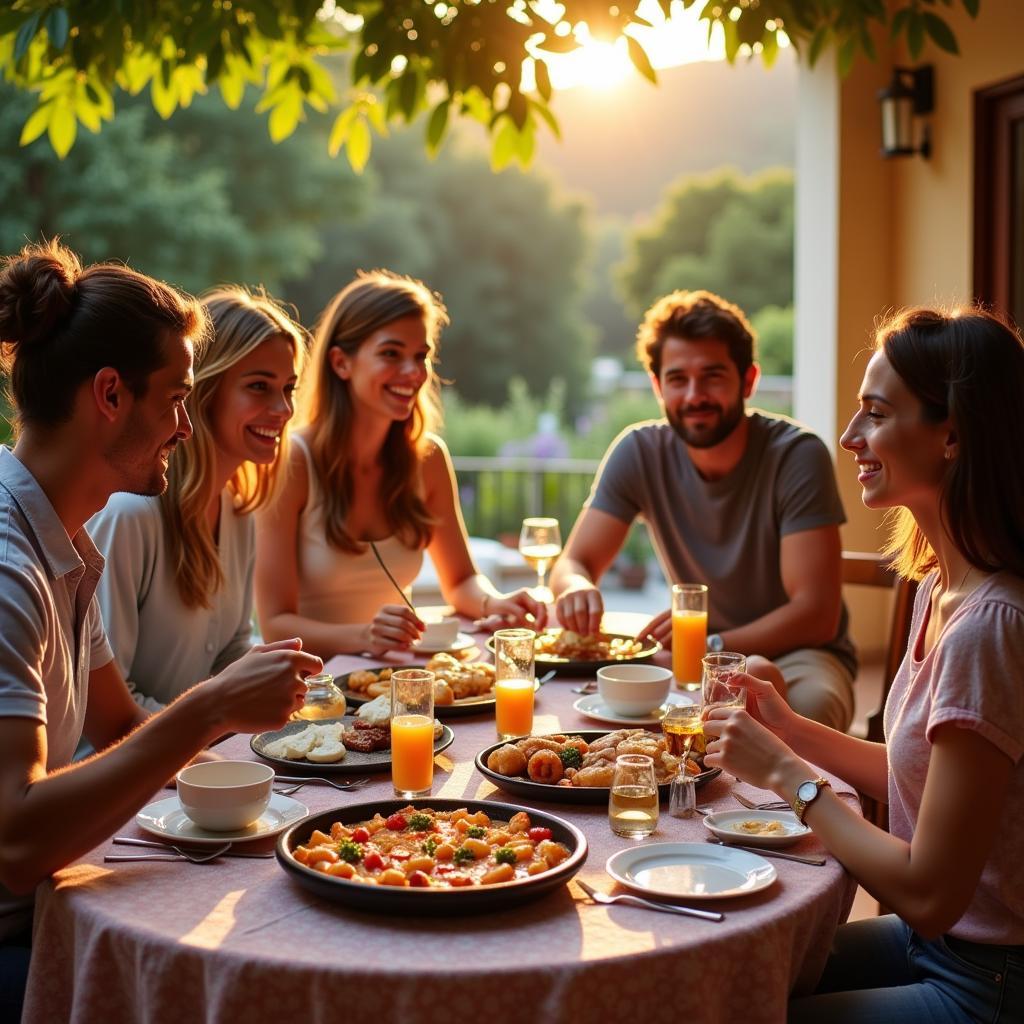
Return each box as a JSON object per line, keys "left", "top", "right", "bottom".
{"left": 726, "top": 670, "right": 800, "bottom": 741}
{"left": 479, "top": 589, "right": 548, "bottom": 631}
{"left": 364, "top": 604, "right": 424, "bottom": 653}
{"left": 703, "top": 707, "right": 809, "bottom": 794}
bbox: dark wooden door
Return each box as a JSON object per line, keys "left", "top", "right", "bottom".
{"left": 974, "top": 75, "right": 1024, "bottom": 327}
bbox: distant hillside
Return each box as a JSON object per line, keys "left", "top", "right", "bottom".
{"left": 533, "top": 51, "right": 797, "bottom": 219}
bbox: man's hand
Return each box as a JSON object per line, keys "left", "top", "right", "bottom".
{"left": 210, "top": 638, "right": 322, "bottom": 734}
{"left": 555, "top": 581, "right": 604, "bottom": 636}
{"left": 637, "top": 608, "right": 672, "bottom": 647}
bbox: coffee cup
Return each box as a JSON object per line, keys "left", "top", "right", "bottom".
{"left": 176, "top": 760, "right": 275, "bottom": 831}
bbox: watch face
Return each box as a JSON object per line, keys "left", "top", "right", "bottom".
{"left": 797, "top": 781, "right": 819, "bottom": 802}
{"left": 708, "top": 634, "right": 724, "bottom": 652}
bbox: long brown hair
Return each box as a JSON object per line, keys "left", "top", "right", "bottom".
{"left": 162, "top": 287, "right": 307, "bottom": 608}
{"left": 0, "top": 239, "right": 206, "bottom": 432}
{"left": 301, "top": 269, "right": 447, "bottom": 553}
{"left": 878, "top": 306, "right": 1024, "bottom": 579}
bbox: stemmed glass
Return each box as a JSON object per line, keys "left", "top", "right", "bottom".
{"left": 518, "top": 517, "right": 562, "bottom": 603}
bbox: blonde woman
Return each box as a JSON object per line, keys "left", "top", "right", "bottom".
{"left": 255, "top": 269, "right": 545, "bottom": 658}
{"left": 89, "top": 287, "right": 306, "bottom": 710}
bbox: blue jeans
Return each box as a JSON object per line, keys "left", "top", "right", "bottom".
{"left": 789, "top": 915, "right": 1024, "bottom": 1022}
{"left": 0, "top": 924, "right": 31, "bottom": 1023}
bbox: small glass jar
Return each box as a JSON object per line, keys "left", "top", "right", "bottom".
{"left": 292, "top": 673, "right": 347, "bottom": 721}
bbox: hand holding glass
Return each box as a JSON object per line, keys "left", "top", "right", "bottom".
{"left": 493, "top": 628, "right": 536, "bottom": 740}
{"left": 518, "top": 517, "right": 562, "bottom": 604}
{"left": 390, "top": 669, "right": 435, "bottom": 798}
{"left": 671, "top": 583, "right": 708, "bottom": 691}
{"left": 701, "top": 652, "right": 748, "bottom": 712}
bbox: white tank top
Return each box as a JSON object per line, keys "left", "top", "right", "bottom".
{"left": 292, "top": 435, "right": 424, "bottom": 624}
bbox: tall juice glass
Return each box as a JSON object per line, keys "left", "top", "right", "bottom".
{"left": 672, "top": 583, "right": 708, "bottom": 691}
{"left": 390, "top": 669, "right": 435, "bottom": 798}
{"left": 493, "top": 628, "right": 536, "bottom": 740}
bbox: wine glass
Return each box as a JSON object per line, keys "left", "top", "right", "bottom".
{"left": 518, "top": 517, "right": 562, "bottom": 603}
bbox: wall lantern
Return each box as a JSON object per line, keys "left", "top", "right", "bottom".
{"left": 878, "top": 65, "right": 934, "bottom": 158}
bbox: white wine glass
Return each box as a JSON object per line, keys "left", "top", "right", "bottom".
{"left": 518, "top": 517, "right": 562, "bottom": 604}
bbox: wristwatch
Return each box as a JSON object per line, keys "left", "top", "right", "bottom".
{"left": 792, "top": 777, "right": 831, "bottom": 824}
{"left": 706, "top": 633, "right": 724, "bottom": 653}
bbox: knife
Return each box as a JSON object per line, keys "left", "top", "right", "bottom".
{"left": 706, "top": 836, "right": 826, "bottom": 865}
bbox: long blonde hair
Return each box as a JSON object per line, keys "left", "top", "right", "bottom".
{"left": 302, "top": 269, "right": 447, "bottom": 553}
{"left": 162, "top": 286, "right": 308, "bottom": 608}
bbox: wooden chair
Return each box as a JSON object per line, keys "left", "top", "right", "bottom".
{"left": 841, "top": 551, "right": 918, "bottom": 829}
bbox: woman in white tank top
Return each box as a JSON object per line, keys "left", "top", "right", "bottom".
{"left": 255, "top": 270, "right": 545, "bottom": 658}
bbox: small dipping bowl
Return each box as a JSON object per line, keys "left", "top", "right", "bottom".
{"left": 176, "top": 760, "right": 275, "bottom": 831}
{"left": 597, "top": 664, "right": 674, "bottom": 717}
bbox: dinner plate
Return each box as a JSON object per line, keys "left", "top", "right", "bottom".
{"left": 475, "top": 730, "right": 722, "bottom": 805}
{"left": 486, "top": 629, "right": 661, "bottom": 674}
{"left": 573, "top": 691, "right": 694, "bottom": 726}
{"left": 702, "top": 809, "right": 810, "bottom": 848}
{"left": 411, "top": 631, "right": 477, "bottom": 655}
{"left": 277, "top": 797, "right": 587, "bottom": 915}
{"left": 251, "top": 716, "right": 455, "bottom": 774}
{"left": 606, "top": 842, "right": 777, "bottom": 901}
{"left": 137, "top": 793, "right": 309, "bottom": 846}
{"left": 337, "top": 667, "right": 508, "bottom": 720}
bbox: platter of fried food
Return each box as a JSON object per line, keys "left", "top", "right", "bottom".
{"left": 276, "top": 798, "right": 587, "bottom": 914}
{"left": 476, "top": 729, "right": 721, "bottom": 805}
{"left": 486, "top": 629, "right": 661, "bottom": 673}
{"left": 340, "top": 654, "right": 501, "bottom": 718}
{"left": 251, "top": 715, "right": 454, "bottom": 775}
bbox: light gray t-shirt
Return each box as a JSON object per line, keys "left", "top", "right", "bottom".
{"left": 0, "top": 446, "right": 113, "bottom": 938}
{"left": 589, "top": 412, "right": 855, "bottom": 670}
{"left": 88, "top": 489, "right": 255, "bottom": 711}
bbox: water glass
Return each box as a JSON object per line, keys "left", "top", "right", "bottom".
{"left": 390, "top": 669, "right": 435, "bottom": 798}
{"left": 671, "top": 583, "right": 708, "bottom": 691}
{"left": 701, "top": 652, "right": 748, "bottom": 712}
{"left": 493, "top": 627, "right": 536, "bottom": 740}
{"left": 609, "top": 753, "right": 659, "bottom": 839}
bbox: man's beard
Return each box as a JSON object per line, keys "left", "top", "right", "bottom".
{"left": 666, "top": 396, "right": 745, "bottom": 449}
{"left": 105, "top": 423, "right": 175, "bottom": 496}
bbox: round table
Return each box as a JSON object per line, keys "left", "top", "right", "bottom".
{"left": 23, "top": 642, "right": 857, "bottom": 1024}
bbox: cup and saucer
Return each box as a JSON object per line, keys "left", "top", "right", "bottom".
{"left": 573, "top": 665, "right": 694, "bottom": 726}
{"left": 411, "top": 613, "right": 476, "bottom": 655}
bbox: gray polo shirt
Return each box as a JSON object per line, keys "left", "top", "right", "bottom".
{"left": 0, "top": 446, "right": 113, "bottom": 938}
{"left": 589, "top": 412, "right": 856, "bottom": 671}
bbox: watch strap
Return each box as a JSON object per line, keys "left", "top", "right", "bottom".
{"left": 792, "top": 777, "right": 831, "bottom": 824}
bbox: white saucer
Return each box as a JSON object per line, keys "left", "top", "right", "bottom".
{"left": 573, "top": 690, "right": 695, "bottom": 726}
{"left": 411, "top": 631, "right": 477, "bottom": 655}
{"left": 606, "top": 842, "right": 776, "bottom": 901}
{"left": 136, "top": 793, "right": 309, "bottom": 845}
{"left": 702, "top": 809, "right": 810, "bottom": 848}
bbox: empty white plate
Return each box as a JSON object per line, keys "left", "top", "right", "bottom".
{"left": 411, "top": 632, "right": 477, "bottom": 655}
{"left": 136, "top": 793, "right": 308, "bottom": 846}
{"left": 606, "top": 842, "right": 776, "bottom": 900}
{"left": 702, "top": 809, "right": 810, "bottom": 849}
{"left": 573, "top": 690, "right": 694, "bottom": 726}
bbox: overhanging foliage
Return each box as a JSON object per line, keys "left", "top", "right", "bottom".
{"left": 0, "top": 1, "right": 980, "bottom": 170}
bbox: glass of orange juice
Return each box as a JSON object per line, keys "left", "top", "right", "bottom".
{"left": 672, "top": 583, "right": 708, "bottom": 691}
{"left": 493, "top": 628, "right": 536, "bottom": 740}
{"left": 390, "top": 668, "right": 435, "bottom": 798}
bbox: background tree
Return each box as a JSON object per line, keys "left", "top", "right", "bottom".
{"left": 0, "top": 1, "right": 980, "bottom": 171}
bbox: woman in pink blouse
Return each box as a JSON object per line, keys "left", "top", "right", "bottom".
{"left": 704, "top": 306, "right": 1024, "bottom": 1021}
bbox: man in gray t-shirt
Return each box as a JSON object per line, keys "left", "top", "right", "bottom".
{"left": 552, "top": 289, "right": 856, "bottom": 730}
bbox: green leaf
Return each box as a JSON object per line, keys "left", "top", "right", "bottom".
{"left": 345, "top": 115, "right": 371, "bottom": 172}
{"left": 490, "top": 116, "right": 518, "bottom": 172}
{"left": 837, "top": 35, "right": 857, "bottom": 78}
{"left": 46, "top": 8, "right": 70, "bottom": 49}
{"left": 514, "top": 115, "right": 535, "bottom": 165}
{"left": 761, "top": 28, "right": 779, "bottom": 68}
{"left": 890, "top": 7, "right": 910, "bottom": 39}
{"left": 48, "top": 103, "right": 76, "bottom": 158}
{"left": 923, "top": 13, "right": 959, "bottom": 54}
{"left": 807, "top": 26, "right": 829, "bottom": 66}
{"left": 205, "top": 42, "right": 224, "bottom": 83}
{"left": 363, "top": 97, "right": 388, "bottom": 135}
{"left": 906, "top": 11, "right": 925, "bottom": 58}
{"left": 328, "top": 106, "right": 356, "bottom": 156}
{"left": 530, "top": 98, "right": 561, "bottom": 141}
{"left": 398, "top": 68, "right": 420, "bottom": 121}
{"left": 962, "top": 0, "right": 980, "bottom": 16}
{"left": 626, "top": 36, "right": 657, "bottom": 84}
{"left": 535, "top": 32, "right": 580, "bottom": 55}
{"left": 534, "top": 58, "right": 551, "bottom": 103}
{"left": 268, "top": 88, "right": 302, "bottom": 142}
{"left": 426, "top": 97, "right": 450, "bottom": 155}
{"left": 14, "top": 11, "right": 41, "bottom": 61}
{"left": 19, "top": 102, "right": 52, "bottom": 146}
{"left": 507, "top": 89, "right": 528, "bottom": 130}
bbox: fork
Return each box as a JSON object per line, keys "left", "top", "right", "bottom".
{"left": 576, "top": 879, "right": 724, "bottom": 921}
{"left": 733, "top": 791, "right": 792, "bottom": 812}
{"left": 105, "top": 841, "right": 230, "bottom": 864}
{"left": 274, "top": 775, "right": 370, "bottom": 795}
{"left": 571, "top": 683, "right": 597, "bottom": 695}
{"left": 112, "top": 837, "right": 275, "bottom": 859}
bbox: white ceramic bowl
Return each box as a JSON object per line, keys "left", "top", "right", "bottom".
{"left": 176, "top": 760, "right": 275, "bottom": 832}
{"left": 419, "top": 616, "right": 460, "bottom": 648}
{"left": 597, "top": 664, "right": 674, "bottom": 717}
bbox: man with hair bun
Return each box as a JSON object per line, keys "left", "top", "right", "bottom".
{"left": 552, "top": 288, "right": 856, "bottom": 730}
{"left": 0, "top": 240, "right": 321, "bottom": 1017}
